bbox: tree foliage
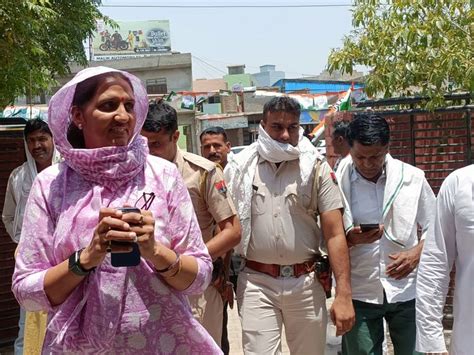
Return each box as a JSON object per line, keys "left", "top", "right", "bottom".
{"left": 0, "top": 0, "right": 112, "bottom": 108}
{"left": 328, "top": 0, "right": 473, "bottom": 108}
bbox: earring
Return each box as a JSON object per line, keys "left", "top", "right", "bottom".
{"left": 78, "top": 123, "right": 83, "bottom": 130}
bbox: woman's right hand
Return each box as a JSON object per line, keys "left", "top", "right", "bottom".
{"left": 79, "top": 207, "right": 137, "bottom": 269}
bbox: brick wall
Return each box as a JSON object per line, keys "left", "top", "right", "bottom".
{"left": 0, "top": 130, "right": 25, "bottom": 346}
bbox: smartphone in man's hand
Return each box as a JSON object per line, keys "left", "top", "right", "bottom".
{"left": 359, "top": 223, "right": 380, "bottom": 233}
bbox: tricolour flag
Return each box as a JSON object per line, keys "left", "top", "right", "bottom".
{"left": 309, "top": 88, "right": 352, "bottom": 137}
{"left": 336, "top": 88, "right": 351, "bottom": 111}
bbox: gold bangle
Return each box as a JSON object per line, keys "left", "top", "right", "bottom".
{"left": 163, "top": 256, "right": 182, "bottom": 279}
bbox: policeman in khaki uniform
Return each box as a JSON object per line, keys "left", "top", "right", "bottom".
{"left": 141, "top": 100, "right": 241, "bottom": 347}
{"left": 200, "top": 126, "right": 237, "bottom": 355}
{"left": 225, "top": 96, "right": 355, "bottom": 355}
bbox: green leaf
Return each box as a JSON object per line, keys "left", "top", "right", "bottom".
{"left": 326, "top": 0, "right": 473, "bottom": 110}
{"left": 0, "top": 0, "right": 108, "bottom": 107}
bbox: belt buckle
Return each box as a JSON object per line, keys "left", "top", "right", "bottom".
{"left": 279, "top": 265, "right": 294, "bottom": 278}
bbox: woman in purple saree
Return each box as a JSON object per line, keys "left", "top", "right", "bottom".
{"left": 12, "top": 67, "right": 221, "bottom": 354}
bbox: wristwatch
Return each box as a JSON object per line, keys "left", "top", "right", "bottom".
{"left": 68, "top": 248, "right": 95, "bottom": 276}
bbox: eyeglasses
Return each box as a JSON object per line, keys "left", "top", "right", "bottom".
{"left": 135, "top": 192, "right": 156, "bottom": 210}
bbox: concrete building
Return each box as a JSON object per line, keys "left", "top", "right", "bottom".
{"left": 59, "top": 52, "right": 193, "bottom": 94}
{"left": 251, "top": 64, "right": 285, "bottom": 87}
{"left": 192, "top": 77, "right": 249, "bottom": 147}
{"left": 223, "top": 65, "right": 254, "bottom": 92}
{"left": 192, "top": 79, "right": 228, "bottom": 115}
{"left": 193, "top": 78, "right": 227, "bottom": 92}
{"left": 16, "top": 53, "right": 193, "bottom": 105}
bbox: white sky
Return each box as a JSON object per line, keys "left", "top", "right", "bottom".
{"left": 99, "top": 0, "right": 355, "bottom": 80}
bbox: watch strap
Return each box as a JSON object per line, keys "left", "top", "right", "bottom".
{"left": 68, "top": 248, "right": 94, "bottom": 276}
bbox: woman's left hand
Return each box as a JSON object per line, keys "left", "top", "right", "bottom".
{"left": 122, "top": 210, "right": 184, "bottom": 274}
{"left": 120, "top": 209, "right": 156, "bottom": 260}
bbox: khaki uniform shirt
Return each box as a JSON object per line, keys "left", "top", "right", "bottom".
{"left": 174, "top": 149, "right": 236, "bottom": 243}
{"left": 247, "top": 158, "right": 343, "bottom": 265}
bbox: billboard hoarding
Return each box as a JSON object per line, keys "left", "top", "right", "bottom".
{"left": 92, "top": 20, "right": 171, "bottom": 60}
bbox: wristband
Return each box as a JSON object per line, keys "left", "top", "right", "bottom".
{"left": 68, "top": 248, "right": 95, "bottom": 276}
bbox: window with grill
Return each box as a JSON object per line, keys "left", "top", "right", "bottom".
{"left": 146, "top": 78, "right": 168, "bottom": 94}
{"left": 208, "top": 95, "right": 221, "bottom": 104}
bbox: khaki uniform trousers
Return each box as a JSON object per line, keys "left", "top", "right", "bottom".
{"left": 189, "top": 285, "right": 224, "bottom": 347}
{"left": 237, "top": 268, "right": 327, "bottom": 355}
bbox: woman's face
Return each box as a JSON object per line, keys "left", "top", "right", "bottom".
{"left": 72, "top": 76, "right": 136, "bottom": 149}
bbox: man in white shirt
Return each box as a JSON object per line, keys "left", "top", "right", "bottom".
{"left": 2, "top": 118, "right": 56, "bottom": 355}
{"left": 336, "top": 113, "right": 436, "bottom": 355}
{"left": 416, "top": 165, "right": 474, "bottom": 355}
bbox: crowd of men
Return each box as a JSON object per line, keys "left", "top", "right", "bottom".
{"left": 3, "top": 96, "right": 472, "bottom": 354}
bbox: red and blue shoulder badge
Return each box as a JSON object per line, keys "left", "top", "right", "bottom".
{"left": 214, "top": 180, "right": 228, "bottom": 195}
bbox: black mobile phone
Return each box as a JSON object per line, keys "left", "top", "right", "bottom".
{"left": 111, "top": 207, "right": 141, "bottom": 267}
{"left": 359, "top": 223, "right": 380, "bottom": 232}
